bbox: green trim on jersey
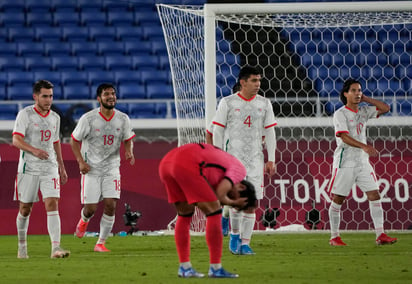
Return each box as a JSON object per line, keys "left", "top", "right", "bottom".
{"left": 338, "top": 148, "right": 344, "bottom": 168}
{"left": 84, "top": 152, "right": 88, "bottom": 163}
{"left": 22, "top": 152, "right": 26, "bottom": 173}
{"left": 225, "top": 139, "right": 229, "bottom": 152}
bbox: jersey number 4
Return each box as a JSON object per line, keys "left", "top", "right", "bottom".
{"left": 244, "top": 116, "right": 252, "bottom": 127}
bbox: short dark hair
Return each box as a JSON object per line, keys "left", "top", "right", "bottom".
{"left": 340, "top": 78, "right": 361, "bottom": 105}
{"left": 238, "top": 65, "right": 260, "bottom": 81}
{"left": 33, "top": 80, "right": 54, "bottom": 94}
{"left": 96, "top": 83, "right": 116, "bottom": 97}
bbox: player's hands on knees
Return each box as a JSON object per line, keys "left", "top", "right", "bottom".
{"left": 33, "top": 148, "right": 49, "bottom": 160}
{"left": 79, "top": 161, "right": 91, "bottom": 175}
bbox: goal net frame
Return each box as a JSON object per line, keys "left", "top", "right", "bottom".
{"left": 157, "top": 1, "right": 412, "bottom": 233}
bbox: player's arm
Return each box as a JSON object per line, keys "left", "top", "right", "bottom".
{"left": 215, "top": 178, "right": 247, "bottom": 209}
{"left": 212, "top": 100, "right": 227, "bottom": 149}
{"left": 338, "top": 132, "right": 378, "bottom": 157}
{"left": 53, "top": 141, "right": 68, "bottom": 185}
{"left": 70, "top": 136, "right": 90, "bottom": 174}
{"left": 12, "top": 133, "right": 49, "bottom": 160}
{"left": 361, "top": 94, "right": 390, "bottom": 116}
{"left": 264, "top": 126, "right": 277, "bottom": 176}
{"left": 123, "top": 138, "right": 135, "bottom": 165}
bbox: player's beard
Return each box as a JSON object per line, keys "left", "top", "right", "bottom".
{"left": 101, "top": 100, "right": 116, "bottom": 110}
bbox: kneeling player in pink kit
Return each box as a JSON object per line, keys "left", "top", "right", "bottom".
{"left": 328, "top": 78, "right": 397, "bottom": 246}
{"left": 159, "top": 143, "right": 256, "bottom": 278}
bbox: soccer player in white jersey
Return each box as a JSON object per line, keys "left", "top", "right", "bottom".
{"left": 12, "top": 80, "right": 70, "bottom": 259}
{"left": 212, "top": 66, "right": 277, "bottom": 255}
{"left": 70, "top": 83, "right": 136, "bottom": 252}
{"left": 327, "top": 78, "right": 397, "bottom": 246}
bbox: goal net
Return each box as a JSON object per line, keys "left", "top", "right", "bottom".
{"left": 157, "top": 2, "right": 412, "bottom": 232}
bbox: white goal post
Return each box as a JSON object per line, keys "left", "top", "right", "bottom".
{"left": 158, "top": 2, "right": 412, "bottom": 232}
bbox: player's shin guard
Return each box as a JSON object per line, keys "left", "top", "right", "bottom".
{"left": 47, "top": 211, "right": 61, "bottom": 249}
{"left": 328, "top": 202, "right": 342, "bottom": 238}
{"left": 175, "top": 215, "right": 192, "bottom": 263}
{"left": 369, "top": 200, "right": 384, "bottom": 237}
{"left": 206, "top": 210, "right": 223, "bottom": 264}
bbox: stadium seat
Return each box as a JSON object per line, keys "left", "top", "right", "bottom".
{"left": 0, "top": 104, "right": 19, "bottom": 119}
{"left": 115, "top": 103, "right": 129, "bottom": 114}
{"left": 77, "top": 0, "right": 103, "bottom": 12}
{"left": 105, "top": 55, "right": 133, "bottom": 71}
{"left": 63, "top": 83, "right": 91, "bottom": 100}
{"left": 0, "top": 57, "right": 25, "bottom": 72}
{"left": 132, "top": 55, "right": 159, "bottom": 70}
{"left": 107, "top": 11, "right": 135, "bottom": 26}
{"left": 53, "top": 11, "right": 80, "bottom": 27}
{"left": 80, "top": 10, "right": 107, "bottom": 26}
{"left": 124, "top": 41, "right": 152, "bottom": 56}
{"left": 71, "top": 42, "right": 98, "bottom": 56}
{"left": 103, "top": 1, "right": 131, "bottom": 11}
{"left": 78, "top": 55, "right": 106, "bottom": 71}
{"left": 26, "top": 0, "right": 52, "bottom": 12}
{"left": 116, "top": 26, "right": 143, "bottom": 41}
{"left": 25, "top": 56, "right": 52, "bottom": 72}
{"left": 0, "top": 42, "right": 18, "bottom": 56}
{"left": 155, "top": 102, "right": 168, "bottom": 118}
{"left": 141, "top": 26, "right": 164, "bottom": 40}
{"left": 7, "top": 84, "right": 35, "bottom": 100}
{"left": 7, "top": 71, "right": 34, "bottom": 85}
{"left": 134, "top": 11, "right": 160, "bottom": 26}
{"left": 62, "top": 26, "right": 90, "bottom": 42}
{"left": 88, "top": 71, "right": 116, "bottom": 86}
{"left": 89, "top": 26, "right": 118, "bottom": 42}
{"left": 17, "top": 42, "right": 44, "bottom": 57}
{"left": 146, "top": 83, "right": 174, "bottom": 99}
{"left": 8, "top": 27, "right": 36, "bottom": 42}
{"left": 67, "top": 103, "right": 94, "bottom": 120}
{"left": 158, "top": 55, "right": 171, "bottom": 70}
{"left": 140, "top": 70, "right": 169, "bottom": 85}
{"left": 151, "top": 40, "right": 167, "bottom": 55}
{"left": 129, "top": 103, "right": 157, "bottom": 118}
{"left": 114, "top": 70, "right": 142, "bottom": 85}
{"left": 98, "top": 42, "right": 125, "bottom": 56}
{"left": 26, "top": 12, "right": 53, "bottom": 27}
{"left": 35, "top": 27, "right": 63, "bottom": 42}
{"left": 0, "top": 0, "right": 25, "bottom": 12}
{"left": 0, "top": 12, "right": 25, "bottom": 27}
{"left": 0, "top": 29, "right": 8, "bottom": 42}
{"left": 52, "top": 0, "right": 77, "bottom": 12}
{"left": 119, "top": 83, "right": 146, "bottom": 99}
{"left": 61, "top": 72, "right": 89, "bottom": 85}
{"left": 33, "top": 71, "right": 62, "bottom": 85}
{"left": 52, "top": 56, "right": 79, "bottom": 71}
{"left": 44, "top": 42, "right": 72, "bottom": 56}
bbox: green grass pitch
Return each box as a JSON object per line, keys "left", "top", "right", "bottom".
{"left": 0, "top": 232, "right": 411, "bottom": 283}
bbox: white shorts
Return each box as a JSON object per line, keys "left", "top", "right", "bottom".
{"left": 328, "top": 164, "right": 379, "bottom": 197}
{"left": 246, "top": 174, "right": 264, "bottom": 200}
{"left": 14, "top": 173, "right": 60, "bottom": 203}
{"left": 80, "top": 174, "right": 121, "bottom": 204}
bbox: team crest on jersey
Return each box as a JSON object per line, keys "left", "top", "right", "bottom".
{"left": 235, "top": 108, "right": 240, "bottom": 112}
{"left": 95, "top": 129, "right": 100, "bottom": 132}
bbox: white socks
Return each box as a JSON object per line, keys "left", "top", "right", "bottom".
{"left": 97, "top": 214, "right": 115, "bottom": 245}
{"left": 16, "top": 212, "right": 29, "bottom": 248}
{"left": 47, "top": 211, "right": 61, "bottom": 250}
{"left": 328, "top": 202, "right": 342, "bottom": 239}
{"left": 241, "top": 213, "right": 256, "bottom": 245}
{"left": 369, "top": 200, "right": 384, "bottom": 237}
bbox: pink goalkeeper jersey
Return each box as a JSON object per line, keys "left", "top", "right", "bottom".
{"left": 333, "top": 105, "right": 378, "bottom": 168}
{"left": 71, "top": 108, "right": 135, "bottom": 176}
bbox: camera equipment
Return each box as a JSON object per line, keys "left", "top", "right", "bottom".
{"left": 123, "top": 203, "right": 142, "bottom": 235}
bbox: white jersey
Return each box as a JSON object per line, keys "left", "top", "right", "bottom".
{"left": 13, "top": 105, "right": 60, "bottom": 176}
{"left": 71, "top": 108, "right": 135, "bottom": 176}
{"left": 332, "top": 105, "right": 378, "bottom": 168}
{"left": 213, "top": 92, "right": 277, "bottom": 172}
